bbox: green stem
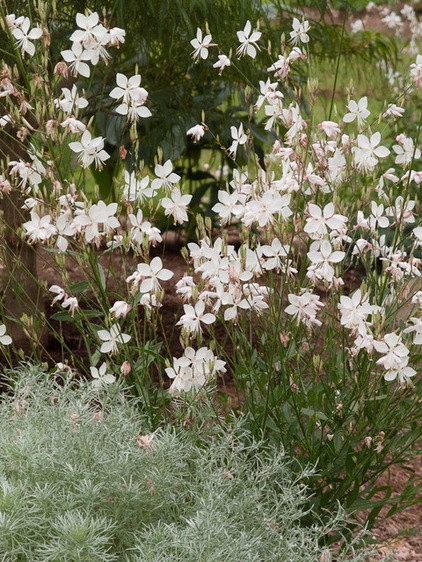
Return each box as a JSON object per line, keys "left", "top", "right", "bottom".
{"left": 328, "top": 3, "right": 348, "bottom": 121}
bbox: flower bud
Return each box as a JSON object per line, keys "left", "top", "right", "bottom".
{"left": 120, "top": 360, "right": 131, "bottom": 377}
{"left": 54, "top": 62, "right": 69, "bottom": 78}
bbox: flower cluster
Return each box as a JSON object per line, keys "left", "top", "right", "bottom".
{"left": 61, "top": 12, "right": 125, "bottom": 78}
{"left": 165, "top": 347, "right": 226, "bottom": 393}
{"left": 109, "top": 73, "right": 151, "bottom": 122}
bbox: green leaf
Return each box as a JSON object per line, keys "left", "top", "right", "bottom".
{"left": 97, "top": 264, "right": 106, "bottom": 292}
{"left": 50, "top": 311, "right": 75, "bottom": 322}
{"left": 69, "top": 281, "right": 90, "bottom": 294}
{"left": 301, "top": 407, "right": 328, "bottom": 421}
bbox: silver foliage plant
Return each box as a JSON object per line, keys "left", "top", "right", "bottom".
{"left": 0, "top": 364, "right": 380, "bottom": 562}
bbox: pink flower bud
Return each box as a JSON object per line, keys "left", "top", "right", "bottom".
{"left": 120, "top": 360, "right": 131, "bottom": 377}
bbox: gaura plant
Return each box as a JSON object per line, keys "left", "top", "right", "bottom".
{"left": 0, "top": 0, "right": 421, "bottom": 534}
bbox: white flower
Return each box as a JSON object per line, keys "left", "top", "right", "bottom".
{"left": 151, "top": 160, "right": 181, "bottom": 192}
{"left": 304, "top": 202, "right": 348, "bottom": 240}
{"left": 392, "top": 136, "right": 420, "bottom": 167}
{"left": 261, "top": 238, "right": 290, "bottom": 272}
{"left": 166, "top": 347, "right": 225, "bottom": 393}
{"left": 175, "top": 276, "right": 197, "bottom": 301}
{"left": 386, "top": 196, "right": 415, "bottom": 224}
{"left": 165, "top": 356, "right": 192, "bottom": 393}
{"left": 243, "top": 190, "right": 292, "bottom": 228}
{"left": 383, "top": 357, "right": 416, "bottom": 384}
{"left": 412, "top": 226, "right": 422, "bottom": 248}
{"left": 285, "top": 291, "right": 324, "bottom": 327}
{"left": 228, "top": 123, "right": 247, "bottom": 157}
{"left": 236, "top": 20, "right": 261, "bottom": 59}
{"left": 317, "top": 120, "right": 341, "bottom": 138}
{"left": 128, "top": 210, "right": 162, "bottom": 247}
{"left": 109, "top": 300, "right": 131, "bottom": 319}
{"left": 382, "top": 103, "right": 404, "bottom": 119}
{"left": 55, "top": 84, "right": 88, "bottom": 114}
{"left": 70, "top": 12, "right": 104, "bottom": 47}
{"left": 123, "top": 171, "right": 155, "bottom": 202}
{"left": 190, "top": 28, "right": 213, "bottom": 62}
{"left": 352, "top": 132, "right": 390, "bottom": 172}
{"left": 410, "top": 54, "right": 422, "bottom": 88}
{"left": 289, "top": 18, "right": 310, "bottom": 45}
{"left": 161, "top": 188, "right": 192, "bottom": 225}
{"left": 109, "top": 27, "right": 126, "bottom": 46}
{"left": 12, "top": 17, "right": 42, "bottom": 56}
{"left": 403, "top": 317, "right": 422, "bottom": 345}
{"left": 373, "top": 333, "right": 409, "bottom": 371}
{"left": 187, "top": 124, "right": 205, "bottom": 142}
{"left": 61, "top": 117, "right": 86, "bottom": 134}
{"left": 350, "top": 19, "right": 364, "bottom": 33}
{"left": 267, "top": 55, "right": 290, "bottom": 80}
{"left": 255, "top": 79, "right": 283, "bottom": 110}
{"left": 62, "top": 296, "right": 79, "bottom": 316}
{"left": 73, "top": 200, "right": 120, "bottom": 243}
{"left": 126, "top": 256, "right": 173, "bottom": 295}
{"left": 337, "top": 289, "right": 380, "bottom": 335}
{"left": 212, "top": 190, "right": 244, "bottom": 225}
{"left": 56, "top": 213, "right": 76, "bottom": 252}
{"left": 109, "top": 73, "right": 150, "bottom": 121}
{"left": 0, "top": 324, "right": 12, "bottom": 346}
{"left": 68, "top": 130, "right": 110, "bottom": 169}
{"left": 61, "top": 42, "right": 95, "bottom": 78}
{"left": 177, "top": 300, "right": 216, "bottom": 335}
{"left": 307, "top": 239, "right": 345, "bottom": 283}
{"left": 98, "top": 324, "right": 131, "bottom": 354}
{"left": 68, "top": 12, "right": 109, "bottom": 63}
{"left": 5, "top": 14, "right": 25, "bottom": 29}
{"left": 343, "top": 97, "right": 370, "bottom": 128}
{"left": 90, "top": 362, "right": 116, "bottom": 388}
{"left": 0, "top": 114, "right": 12, "bottom": 128}
{"left": 50, "top": 284, "right": 66, "bottom": 305}
{"left": 23, "top": 211, "right": 56, "bottom": 243}
{"left": 213, "top": 54, "right": 231, "bottom": 74}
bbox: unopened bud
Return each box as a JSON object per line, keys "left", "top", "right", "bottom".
{"left": 54, "top": 62, "right": 69, "bottom": 78}
{"left": 120, "top": 360, "right": 131, "bottom": 377}
{"left": 119, "top": 145, "right": 127, "bottom": 160}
